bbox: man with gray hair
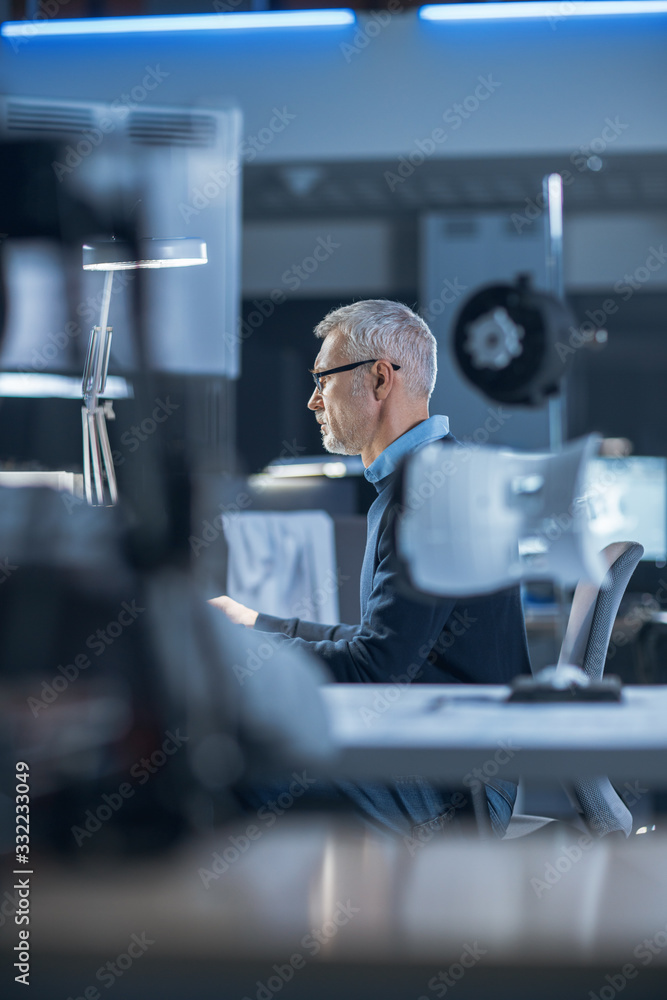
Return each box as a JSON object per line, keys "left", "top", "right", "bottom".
{"left": 212, "top": 299, "right": 531, "bottom": 838}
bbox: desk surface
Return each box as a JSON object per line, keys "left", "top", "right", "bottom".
{"left": 11, "top": 821, "right": 667, "bottom": 999}
{"left": 321, "top": 684, "right": 667, "bottom": 784}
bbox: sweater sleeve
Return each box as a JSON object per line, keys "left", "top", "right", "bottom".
{"left": 252, "top": 517, "right": 455, "bottom": 683}
{"left": 254, "top": 613, "right": 358, "bottom": 643}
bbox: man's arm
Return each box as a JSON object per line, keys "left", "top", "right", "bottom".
{"left": 255, "top": 611, "right": 358, "bottom": 643}
{"left": 208, "top": 595, "right": 358, "bottom": 642}
{"left": 208, "top": 595, "right": 258, "bottom": 627}
{"left": 244, "top": 525, "right": 455, "bottom": 684}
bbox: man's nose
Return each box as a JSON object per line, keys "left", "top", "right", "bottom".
{"left": 307, "top": 385, "right": 322, "bottom": 410}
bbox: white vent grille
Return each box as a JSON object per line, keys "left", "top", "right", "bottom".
{"left": 3, "top": 100, "right": 218, "bottom": 149}
{"left": 127, "top": 111, "right": 217, "bottom": 148}
{"left": 6, "top": 100, "right": 95, "bottom": 135}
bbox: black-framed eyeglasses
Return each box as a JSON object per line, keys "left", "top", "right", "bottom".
{"left": 311, "top": 359, "right": 401, "bottom": 393}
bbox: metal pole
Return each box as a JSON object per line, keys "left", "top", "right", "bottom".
{"left": 543, "top": 172, "right": 566, "bottom": 453}
{"left": 543, "top": 173, "right": 570, "bottom": 650}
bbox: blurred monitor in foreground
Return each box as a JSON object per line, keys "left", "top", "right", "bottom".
{"left": 584, "top": 457, "right": 667, "bottom": 564}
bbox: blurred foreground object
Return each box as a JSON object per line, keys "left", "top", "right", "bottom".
{"left": 396, "top": 434, "right": 606, "bottom": 597}
{"left": 0, "top": 134, "right": 333, "bottom": 859}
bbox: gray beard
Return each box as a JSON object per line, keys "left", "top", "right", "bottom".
{"left": 321, "top": 426, "right": 362, "bottom": 456}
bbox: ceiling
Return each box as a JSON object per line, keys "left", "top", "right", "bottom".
{"left": 243, "top": 152, "right": 667, "bottom": 219}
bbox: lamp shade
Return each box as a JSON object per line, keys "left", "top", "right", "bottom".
{"left": 82, "top": 237, "right": 207, "bottom": 270}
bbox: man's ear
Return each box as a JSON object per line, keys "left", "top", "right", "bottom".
{"left": 373, "top": 360, "right": 395, "bottom": 400}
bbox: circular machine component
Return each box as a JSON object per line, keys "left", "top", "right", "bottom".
{"left": 452, "top": 274, "right": 576, "bottom": 406}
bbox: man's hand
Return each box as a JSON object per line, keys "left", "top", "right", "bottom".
{"left": 208, "top": 595, "right": 258, "bottom": 628}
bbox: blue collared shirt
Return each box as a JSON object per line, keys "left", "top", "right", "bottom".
{"left": 363, "top": 414, "right": 450, "bottom": 486}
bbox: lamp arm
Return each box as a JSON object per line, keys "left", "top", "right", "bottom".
{"left": 84, "top": 269, "right": 114, "bottom": 412}
{"left": 82, "top": 269, "right": 116, "bottom": 505}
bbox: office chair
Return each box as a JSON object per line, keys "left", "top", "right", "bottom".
{"left": 504, "top": 540, "right": 645, "bottom": 841}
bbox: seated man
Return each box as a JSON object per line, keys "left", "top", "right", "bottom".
{"left": 212, "top": 299, "right": 531, "bottom": 838}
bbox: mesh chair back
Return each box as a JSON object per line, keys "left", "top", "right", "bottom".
{"left": 560, "top": 542, "right": 644, "bottom": 837}
{"left": 559, "top": 541, "right": 644, "bottom": 680}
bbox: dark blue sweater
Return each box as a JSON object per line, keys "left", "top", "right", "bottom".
{"left": 254, "top": 433, "right": 531, "bottom": 687}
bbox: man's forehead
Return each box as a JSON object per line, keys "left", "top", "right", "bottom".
{"left": 314, "top": 330, "right": 343, "bottom": 369}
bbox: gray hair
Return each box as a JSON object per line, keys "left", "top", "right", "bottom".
{"left": 314, "top": 299, "right": 438, "bottom": 400}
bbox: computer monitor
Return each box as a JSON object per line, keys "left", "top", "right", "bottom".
{"left": 584, "top": 456, "right": 667, "bottom": 564}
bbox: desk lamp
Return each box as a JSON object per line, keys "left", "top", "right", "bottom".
{"left": 81, "top": 236, "right": 207, "bottom": 505}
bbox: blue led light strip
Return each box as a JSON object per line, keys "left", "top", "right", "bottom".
{"left": 1, "top": 9, "right": 356, "bottom": 38}
{"left": 420, "top": 1, "right": 667, "bottom": 22}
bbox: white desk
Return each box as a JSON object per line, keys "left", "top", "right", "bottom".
{"left": 321, "top": 684, "right": 667, "bottom": 783}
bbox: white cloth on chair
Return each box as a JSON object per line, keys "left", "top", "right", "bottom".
{"left": 222, "top": 510, "right": 339, "bottom": 623}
